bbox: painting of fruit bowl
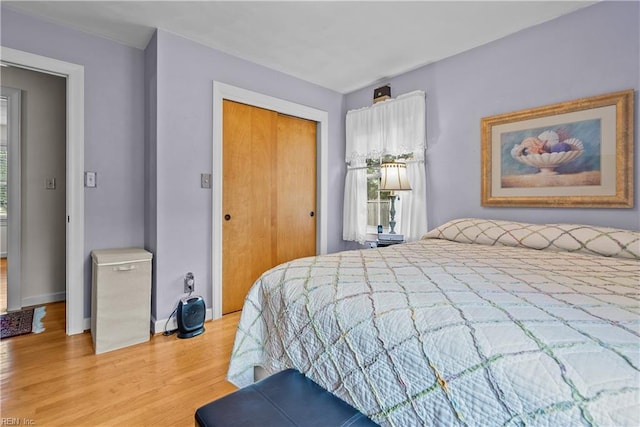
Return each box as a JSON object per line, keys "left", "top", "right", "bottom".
{"left": 510, "top": 130, "right": 584, "bottom": 175}
{"left": 480, "top": 89, "right": 634, "bottom": 208}
{"left": 499, "top": 120, "right": 600, "bottom": 187}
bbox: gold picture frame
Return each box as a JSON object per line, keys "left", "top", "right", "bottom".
{"left": 481, "top": 89, "right": 634, "bottom": 208}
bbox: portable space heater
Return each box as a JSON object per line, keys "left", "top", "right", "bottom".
{"left": 177, "top": 295, "right": 205, "bottom": 339}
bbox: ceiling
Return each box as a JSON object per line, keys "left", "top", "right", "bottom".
{"left": 3, "top": 1, "right": 597, "bottom": 94}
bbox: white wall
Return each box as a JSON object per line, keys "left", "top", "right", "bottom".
{"left": 0, "top": 66, "right": 66, "bottom": 306}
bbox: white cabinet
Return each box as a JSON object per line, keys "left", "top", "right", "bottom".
{"left": 91, "top": 248, "right": 153, "bottom": 354}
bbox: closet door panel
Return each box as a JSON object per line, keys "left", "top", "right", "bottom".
{"left": 222, "top": 100, "right": 276, "bottom": 314}
{"left": 276, "top": 114, "right": 317, "bottom": 265}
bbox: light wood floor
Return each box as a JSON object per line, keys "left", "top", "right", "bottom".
{"left": 0, "top": 302, "right": 241, "bottom": 426}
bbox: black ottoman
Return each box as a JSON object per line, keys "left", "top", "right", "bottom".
{"left": 195, "top": 369, "right": 378, "bottom": 427}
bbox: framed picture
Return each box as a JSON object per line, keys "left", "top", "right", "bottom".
{"left": 481, "top": 89, "right": 634, "bottom": 208}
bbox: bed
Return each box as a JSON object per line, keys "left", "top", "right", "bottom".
{"left": 227, "top": 218, "right": 639, "bottom": 426}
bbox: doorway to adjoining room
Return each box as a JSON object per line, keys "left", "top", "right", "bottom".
{"left": 1, "top": 66, "right": 67, "bottom": 316}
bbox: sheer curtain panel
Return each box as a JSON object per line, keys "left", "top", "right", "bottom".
{"left": 399, "top": 160, "right": 427, "bottom": 242}
{"left": 342, "top": 162, "right": 368, "bottom": 243}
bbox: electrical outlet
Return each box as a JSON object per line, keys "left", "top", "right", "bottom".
{"left": 184, "top": 272, "right": 195, "bottom": 293}
{"left": 45, "top": 177, "right": 56, "bottom": 190}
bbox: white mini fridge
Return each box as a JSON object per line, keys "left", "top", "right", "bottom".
{"left": 91, "top": 247, "right": 153, "bottom": 354}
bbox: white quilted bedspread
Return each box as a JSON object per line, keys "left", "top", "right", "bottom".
{"left": 227, "top": 219, "right": 640, "bottom": 426}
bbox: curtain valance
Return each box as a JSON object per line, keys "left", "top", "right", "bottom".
{"left": 345, "top": 90, "right": 426, "bottom": 163}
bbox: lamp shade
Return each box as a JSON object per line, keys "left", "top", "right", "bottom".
{"left": 380, "top": 162, "right": 411, "bottom": 191}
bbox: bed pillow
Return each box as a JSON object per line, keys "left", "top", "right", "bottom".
{"left": 423, "top": 218, "right": 640, "bottom": 259}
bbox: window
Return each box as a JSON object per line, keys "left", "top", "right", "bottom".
{"left": 0, "top": 97, "right": 7, "bottom": 220}
{"left": 366, "top": 157, "right": 389, "bottom": 232}
{"left": 366, "top": 154, "right": 413, "bottom": 233}
{"left": 0, "top": 146, "right": 6, "bottom": 220}
{"left": 343, "top": 90, "right": 427, "bottom": 244}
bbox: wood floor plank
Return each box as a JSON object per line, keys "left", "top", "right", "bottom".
{"left": 0, "top": 302, "right": 241, "bottom": 426}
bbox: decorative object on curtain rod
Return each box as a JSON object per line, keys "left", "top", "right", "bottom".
{"left": 380, "top": 161, "right": 411, "bottom": 234}
{"left": 373, "top": 85, "right": 391, "bottom": 104}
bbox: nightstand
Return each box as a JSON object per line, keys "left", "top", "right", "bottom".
{"left": 376, "top": 240, "right": 404, "bottom": 248}
{"left": 376, "top": 233, "right": 404, "bottom": 247}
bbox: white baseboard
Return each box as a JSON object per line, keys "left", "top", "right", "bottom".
{"left": 22, "top": 291, "right": 66, "bottom": 308}
{"left": 81, "top": 308, "right": 215, "bottom": 335}
{"left": 82, "top": 310, "right": 215, "bottom": 335}
{"left": 151, "top": 308, "right": 213, "bottom": 335}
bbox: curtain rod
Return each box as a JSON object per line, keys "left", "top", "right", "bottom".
{"left": 346, "top": 90, "right": 425, "bottom": 115}
{"left": 347, "top": 159, "right": 424, "bottom": 170}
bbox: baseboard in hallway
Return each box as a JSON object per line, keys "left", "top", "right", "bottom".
{"left": 0, "top": 257, "right": 6, "bottom": 313}
{"left": 21, "top": 291, "right": 66, "bottom": 308}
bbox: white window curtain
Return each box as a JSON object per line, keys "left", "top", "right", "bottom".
{"left": 343, "top": 90, "right": 427, "bottom": 244}
{"left": 342, "top": 160, "right": 367, "bottom": 243}
{"left": 399, "top": 160, "right": 427, "bottom": 242}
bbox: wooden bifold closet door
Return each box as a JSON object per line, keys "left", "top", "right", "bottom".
{"left": 222, "top": 100, "right": 316, "bottom": 314}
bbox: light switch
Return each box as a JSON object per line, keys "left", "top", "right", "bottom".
{"left": 201, "top": 173, "right": 211, "bottom": 189}
{"left": 45, "top": 177, "right": 56, "bottom": 190}
{"left": 85, "top": 171, "right": 97, "bottom": 188}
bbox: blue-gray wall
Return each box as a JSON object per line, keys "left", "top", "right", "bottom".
{"left": 144, "top": 31, "right": 158, "bottom": 317}
{"left": 1, "top": 7, "right": 146, "bottom": 317}
{"left": 150, "top": 29, "right": 344, "bottom": 320}
{"left": 345, "top": 0, "right": 639, "bottom": 232}
{"left": 2, "top": 1, "right": 638, "bottom": 322}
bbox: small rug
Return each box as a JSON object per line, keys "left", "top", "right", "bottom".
{"left": 0, "top": 306, "right": 46, "bottom": 339}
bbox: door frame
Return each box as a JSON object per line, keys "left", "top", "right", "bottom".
{"left": 1, "top": 86, "right": 22, "bottom": 312}
{"left": 1, "top": 47, "right": 85, "bottom": 335}
{"left": 212, "top": 81, "right": 328, "bottom": 319}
